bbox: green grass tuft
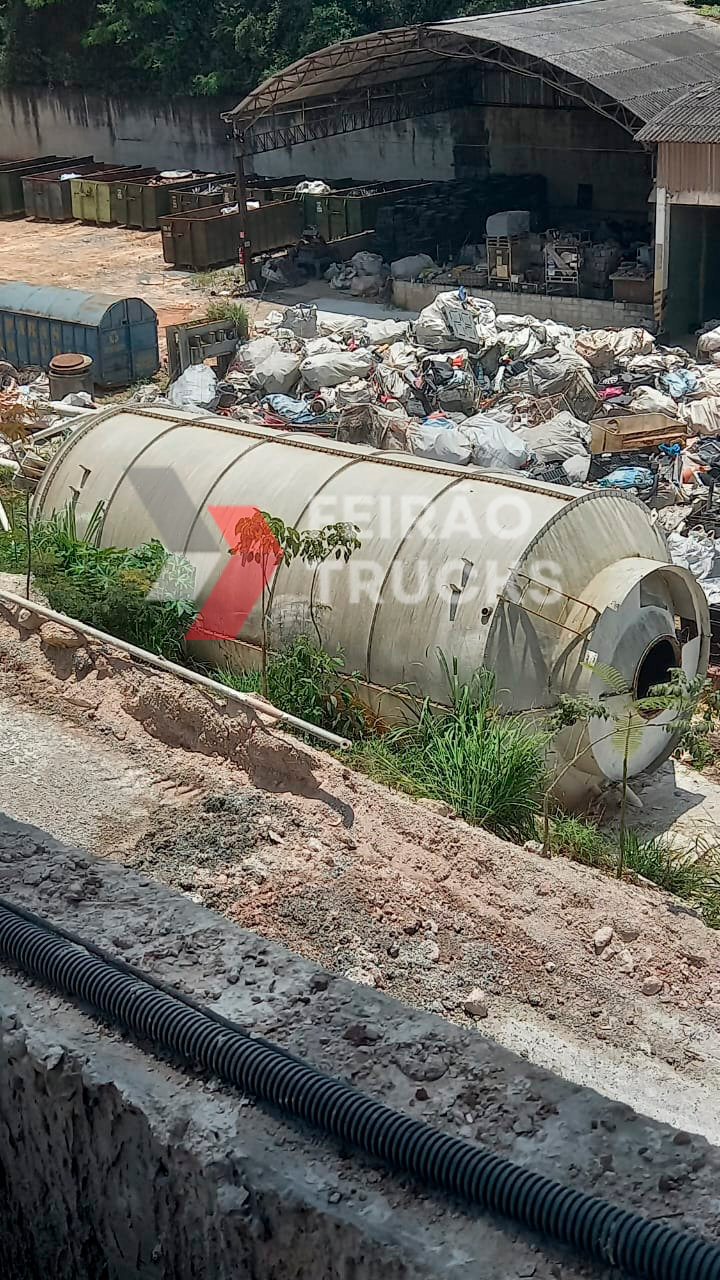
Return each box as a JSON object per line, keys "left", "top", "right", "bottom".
{"left": 29, "top": 503, "right": 197, "bottom": 660}
{"left": 549, "top": 815, "right": 612, "bottom": 867}
{"left": 547, "top": 815, "right": 720, "bottom": 929}
{"left": 0, "top": 474, "right": 29, "bottom": 576}
{"left": 202, "top": 298, "right": 249, "bottom": 334}
{"left": 350, "top": 661, "right": 548, "bottom": 843}
{"left": 622, "top": 830, "right": 720, "bottom": 922}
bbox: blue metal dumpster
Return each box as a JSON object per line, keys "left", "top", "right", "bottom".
{"left": 0, "top": 283, "right": 159, "bottom": 387}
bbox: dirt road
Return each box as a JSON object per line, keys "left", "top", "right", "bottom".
{"left": 1, "top": 598, "right": 719, "bottom": 1142}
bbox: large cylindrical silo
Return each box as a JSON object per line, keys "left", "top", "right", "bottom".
{"left": 34, "top": 405, "right": 710, "bottom": 799}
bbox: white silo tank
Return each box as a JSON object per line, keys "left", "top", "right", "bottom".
{"left": 34, "top": 405, "right": 709, "bottom": 800}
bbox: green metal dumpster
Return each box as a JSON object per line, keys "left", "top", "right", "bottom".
{"left": 167, "top": 178, "right": 235, "bottom": 215}
{"left": 245, "top": 199, "right": 304, "bottom": 254}
{"left": 303, "top": 182, "right": 428, "bottom": 240}
{"left": 110, "top": 172, "right": 239, "bottom": 230}
{"left": 302, "top": 187, "right": 357, "bottom": 239}
{"left": 160, "top": 207, "right": 242, "bottom": 271}
{"left": 70, "top": 166, "right": 152, "bottom": 224}
{"left": 0, "top": 156, "right": 83, "bottom": 218}
{"left": 22, "top": 160, "right": 100, "bottom": 221}
{"left": 109, "top": 171, "right": 211, "bottom": 230}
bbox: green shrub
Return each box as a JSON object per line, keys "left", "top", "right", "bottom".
{"left": 677, "top": 681, "right": 720, "bottom": 769}
{"left": 31, "top": 504, "right": 196, "bottom": 660}
{"left": 215, "top": 636, "right": 368, "bottom": 738}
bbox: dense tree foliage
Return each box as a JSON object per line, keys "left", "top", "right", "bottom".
{"left": 0, "top": 0, "right": 553, "bottom": 99}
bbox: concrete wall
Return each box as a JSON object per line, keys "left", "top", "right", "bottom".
{"left": 392, "top": 280, "right": 655, "bottom": 331}
{"left": 481, "top": 106, "right": 652, "bottom": 218}
{"left": 1, "top": 811, "right": 720, "bottom": 1279}
{"left": 256, "top": 103, "right": 652, "bottom": 218}
{"left": 0, "top": 86, "right": 236, "bottom": 173}
{"left": 0, "top": 87, "right": 652, "bottom": 216}
{"left": 256, "top": 113, "right": 462, "bottom": 183}
{"left": 0, "top": 85, "right": 461, "bottom": 182}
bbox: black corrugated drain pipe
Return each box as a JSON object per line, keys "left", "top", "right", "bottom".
{"left": 0, "top": 896, "right": 718, "bottom": 1280}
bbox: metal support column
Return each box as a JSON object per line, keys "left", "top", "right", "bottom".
{"left": 233, "top": 130, "right": 250, "bottom": 279}
{"left": 653, "top": 185, "right": 670, "bottom": 334}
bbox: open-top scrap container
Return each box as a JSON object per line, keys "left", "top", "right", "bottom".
{"left": 70, "top": 166, "right": 155, "bottom": 224}
{"left": 110, "top": 171, "right": 235, "bottom": 231}
{"left": 303, "top": 181, "right": 428, "bottom": 240}
{"left": 0, "top": 155, "right": 88, "bottom": 218}
{"left": 167, "top": 176, "right": 236, "bottom": 214}
{"left": 160, "top": 206, "right": 242, "bottom": 271}
{"left": 22, "top": 160, "right": 107, "bottom": 222}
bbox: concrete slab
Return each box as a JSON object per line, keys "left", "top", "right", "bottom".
{"left": 623, "top": 758, "right": 720, "bottom": 848}
{"left": 265, "top": 280, "right": 418, "bottom": 320}
{"left": 0, "top": 812, "right": 719, "bottom": 1279}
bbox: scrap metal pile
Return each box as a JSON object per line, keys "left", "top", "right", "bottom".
{"left": 0, "top": 365, "right": 95, "bottom": 497}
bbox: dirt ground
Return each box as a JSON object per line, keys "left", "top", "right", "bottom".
{"left": 1, "top": 595, "right": 719, "bottom": 1145}
{"left": 0, "top": 219, "right": 411, "bottom": 361}
{"left": 0, "top": 219, "right": 209, "bottom": 337}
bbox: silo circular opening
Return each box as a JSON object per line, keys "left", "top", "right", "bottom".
{"left": 634, "top": 635, "right": 680, "bottom": 702}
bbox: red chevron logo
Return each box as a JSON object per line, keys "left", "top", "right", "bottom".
{"left": 185, "top": 506, "right": 282, "bottom": 643}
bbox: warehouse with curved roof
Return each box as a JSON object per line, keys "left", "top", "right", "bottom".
{"left": 228, "top": 0, "right": 720, "bottom": 136}
{"left": 226, "top": 0, "right": 720, "bottom": 333}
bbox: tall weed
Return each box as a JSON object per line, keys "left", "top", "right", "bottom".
{"left": 215, "top": 637, "right": 369, "bottom": 738}
{"left": 354, "top": 659, "right": 548, "bottom": 843}
{"left": 622, "top": 830, "right": 720, "bottom": 926}
{"left": 0, "top": 470, "right": 29, "bottom": 574}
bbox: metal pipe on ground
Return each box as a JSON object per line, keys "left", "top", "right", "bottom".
{"left": 0, "top": 588, "right": 350, "bottom": 749}
{"left": 0, "top": 894, "right": 718, "bottom": 1280}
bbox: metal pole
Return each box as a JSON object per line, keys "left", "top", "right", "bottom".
{"left": 234, "top": 128, "right": 250, "bottom": 272}
{"left": 0, "top": 588, "right": 350, "bottom": 749}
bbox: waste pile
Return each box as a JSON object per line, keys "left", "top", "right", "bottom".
{"left": 373, "top": 175, "right": 547, "bottom": 266}
{"left": 8, "top": 290, "right": 720, "bottom": 653}
{"left": 127, "top": 297, "right": 720, "bottom": 644}
{"left": 0, "top": 362, "right": 95, "bottom": 492}
{"left": 255, "top": 184, "right": 651, "bottom": 304}
{"left": 377, "top": 215, "right": 651, "bottom": 302}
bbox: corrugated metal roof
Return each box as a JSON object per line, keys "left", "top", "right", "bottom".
{"left": 0, "top": 281, "right": 151, "bottom": 325}
{"left": 229, "top": 0, "right": 720, "bottom": 128}
{"left": 636, "top": 81, "right": 720, "bottom": 141}
{"left": 434, "top": 0, "right": 720, "bottom": 122}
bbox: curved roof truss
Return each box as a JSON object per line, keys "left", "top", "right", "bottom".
{"left": 225, "top": 0, "right": 720, "bottom": 155}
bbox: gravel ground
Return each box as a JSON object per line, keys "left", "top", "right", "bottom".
{"left": 1, "top": 602, "right": 719, "bottom": 1142}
